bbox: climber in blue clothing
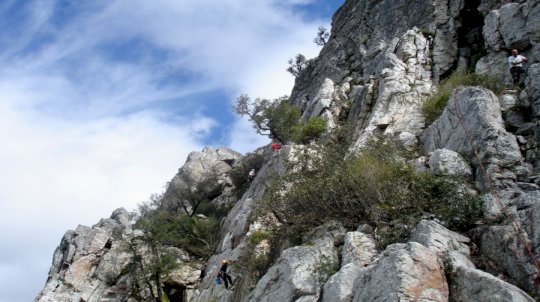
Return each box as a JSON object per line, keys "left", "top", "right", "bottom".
{"left": 217, "top": 259, "right": 234, "bottom": 289}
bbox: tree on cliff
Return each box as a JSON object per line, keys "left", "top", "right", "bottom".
{"left": 116, "top": 196, "right": 219, "bottom": 301}
{"left": 116, "top": 198, "right": 179, "bottom": 302}
{"left": 313, "top": 26, "right": 329, "bottom": 46}
{"left": 233, "top": 95, "right": 300, "bottom": 144}
{"left": 287, "top": 53, "right": 309, "bottom": 77}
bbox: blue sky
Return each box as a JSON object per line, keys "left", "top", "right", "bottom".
{"left": 0, "top": 1, "right": 344, "bottom": 301}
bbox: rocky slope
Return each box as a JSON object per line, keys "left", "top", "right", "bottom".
{"left": 36, "top": 0, "right": 540, "bottom": 301}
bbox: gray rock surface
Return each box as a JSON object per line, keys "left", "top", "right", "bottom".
{"left": 475, "top": 51, "right": 512, "bottom": 86}
{"left": 498, "top": 2, "right": 539, "bottom": 50}
{"left": 289, "top": 0, "right": 471, "bottom": 148}
{"left": 36, "top": 209, "right": 133, "bottom": 302}
{"left": 479, "top": 199, "right": 540, "bottom": 295}
{"left": 422, "top": 86, "right": 528, "bottom": 192}
{"left": 163, "top": 147, "right": 242, "bottom": 211}
{"left": 528, "top": 64, "right": 540, "bottom": 119}
{"left": 322, "top": 263, "right": 362, "bottom": 302}
{"left": 341, "top": 231, "right": 377, "bottom": 267}
{"left": 247, "top": 236, "right": 339, "bottom": 302}
{"left": 478, "top": 0, "right": 516, "bottom": 16}
{"left": 449, "top": 266, "right": 535, "bottom": 302}
{"left": 444, "top": 250, "right": 475, "bottom": 270}
{"left": 409, "top": 220, "right": 471, "bottom": 255}
{"left": 428, "top": 149, "right": 473, "bottom": 179}
{"left": 193, "top": 146, "right": 292, "bottom": 302}
{"left": 36, "top": 208, "right": 203, "bottom": 302}
{"left": 352, "top": 242, "right": 448, "bottom": 302}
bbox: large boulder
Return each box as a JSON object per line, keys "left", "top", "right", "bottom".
{"left": 478, "top": 0, "right": 516, "bottom": 16}
{"left": 409, "top": 220, "right": 471, "bottom": 255}
{"left": 322, "top": 263, "right": 362, "bottom": 302}
{"left": 478, "top": 199, "right": 540, "bottom": 296}
{"left": 341, "top": 231, "right": 377, "bottom": 267}
{"left": 449, "top": 266, "right": 536, "bottom": 302}
{"left": 483, "top": 1, "right": 540, "bottom": 51}
{"left": 445, "top": 248, "right": 536, "bottom": 302}
{"left": 247, "top": 236, "right": 339, "bottom": 302}
{"left": 163, "top": 147, "right": 243, "bottom": 211}
{"left": 422, "top": 86, "right": 529, "bottom": 193}
{"left": 35, "top": 209, "right": 133, "bottom": 302}
{"left": 351, "top": 242, "right": 448, "bottom": 302}
{"left": 428, "top": 149, "right": 473, "bottom": 179}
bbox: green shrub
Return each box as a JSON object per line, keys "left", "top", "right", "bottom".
{"left": 422, "top": 71, "right": 503, "bottom": 124}
{"left": 234, "top": 95, "right": 329, "bottom": 145}
{"left": 234, "top": 95, "right": 301, "bottom": 144}
{"left": 418, "top": 28, "right": 435, "bottom": 38}
{"left": 293, "top": 117, "right": 327, "bottom": 144}
{"left": 254, "top": 139, "right": 482, "bottom": 248}
{"left": 250, "top": 229, "right": 273, "bottom": 246}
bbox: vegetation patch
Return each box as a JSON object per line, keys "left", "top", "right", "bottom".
{"left": 422, "top": 71, "right": 503, "bottom": 124}
{"left": 293, "top": 116, "right": 327, "bottom": 144}
{"left": 114, "top": 192, "right": 229, "bottom": 302}
{"left": 250, "top": 229, "right": 273, "bottom": 246}
{"left": 253, "top": 138, "right": 482, "bottom": 249}
{"left": 418, "top": 28, "right": 435, "bottom": 38}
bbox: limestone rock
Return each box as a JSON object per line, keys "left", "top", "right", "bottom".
{"left": 428, "top": 149, "right": 473, "bottom": 179}
{"left": 247, "top": 236, "right": 339, "bottom": 302}
{"left": 289, "top": 0, "right": 469, "bottom": 148}
{"left": 322, "top": 263, "right": 362, "bottom": 302}
{"left": 35, "top": 209, "right": 133, "bottom": 302}
{"left": 527, "top": 64, "right": 540, "bottom": 118}
{"left": 397, "top": 132, "right": 419, "bottom": 150}
{"left": 168, "top": 264, "right": 203, "bottom": 288}
{"left": 478, "top": 0, "right": 515, "bottom": 16}
{"left": 475, "top": 52, "right": 512, "bottom": 86}
{"left": 449, "top": 266, "right": 535, "bottom": 302}
{"left": 499, "top": 92, "right": 519, "bottom": 111}
{"left": 444, "top": 250, "right": 475, "bottom": 270}
{"left": 479, "top": 200, "right": 540, "bottom": 295}
{"left": 341, "top": 231, "right": 377, "bottom": 267}
{"left": 498, "top": 2, "right": 539, "bottom": 50}
{"left": 193, "top": 148, "right": 291, "bottom": 301}
{"left": 352, "top": 242, "right": 448, "bottom": 302}
{"left": 422, "top": 86, "right": 528, "bottom": 192}
{"left": 303, "top": 221, "right": 346, "bottom": 246}
{"left": 409, "top": 220, "right": 471, "bottom": 255}
{"left": 163, "top": 147, "right": 242, "bottom": 211}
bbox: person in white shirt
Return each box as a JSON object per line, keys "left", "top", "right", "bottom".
{"left": 508, "top": 49, "right": 528, "bottom": 86}
{"left": 248, "top": 168, "right": 256, "bottom": 182}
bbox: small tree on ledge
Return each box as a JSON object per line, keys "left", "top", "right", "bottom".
{"left": 313, "top": 26, "right": 329, "bottom": 46}
{"left": 233, "top": 95, "right": 300, "bottom": 144}
{"left": 286, "top": 54, "right": 309, "bottom": 77}
{"left": 234, "top": 95, "right": 327, "bottom": 145}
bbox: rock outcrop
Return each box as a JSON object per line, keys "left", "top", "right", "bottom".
{"left": 247, "top": 236, "right": 339, "bottom": 302}
{"left": 35, "top": 209, "right": 131, "bottom": 302}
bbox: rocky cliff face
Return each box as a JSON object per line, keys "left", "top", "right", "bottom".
{"left": 37, "top": 0, "right": 540, "bottom": 301}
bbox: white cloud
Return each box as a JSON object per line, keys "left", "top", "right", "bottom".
{"left": 228, "top": 117, "right": 272, "bottom": 154}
